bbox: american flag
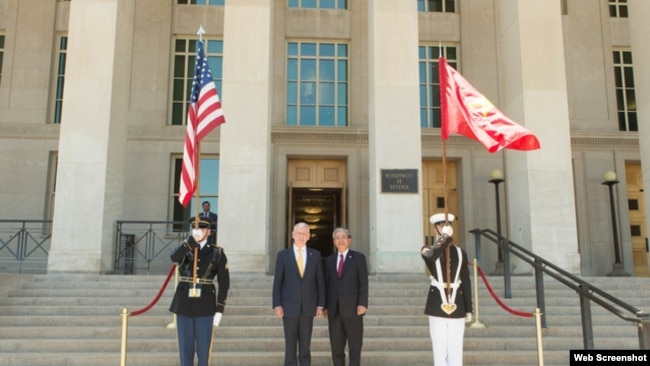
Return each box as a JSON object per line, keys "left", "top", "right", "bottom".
{"left": 179, "top": 40, "right": 225, "bottom": 207}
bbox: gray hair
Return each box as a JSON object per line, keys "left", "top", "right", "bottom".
{"left": 332, "top": 227, "right": 351, "bottom": 239}
{"left": 293, "top": 222, "right": 310, "bottom": 232}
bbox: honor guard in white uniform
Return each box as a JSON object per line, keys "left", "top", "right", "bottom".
{"left": 421, "top": 213, "right": 472, "bottom": 366}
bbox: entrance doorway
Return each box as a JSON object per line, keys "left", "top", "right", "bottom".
{"left": 422, "top": 161, "right": 458, "bottom": 244}
{"left": 626, "top": 163, "right": 649, "bottom": 277}
{"left": 287, "top": 159, "right": 347, "bottom": 259}
{"left": 290, "top": 188, "right": 342, "bottom": 259}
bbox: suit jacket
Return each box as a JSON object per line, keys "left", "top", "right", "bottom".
{"left": 324, "top": 250, "right": 369, "bottom": 317}
{"left": 200, "top": 211, "right": 218, "bottom": 243}
{"left": 421, "top": 241, "right": 472, "bottom": 319}
{"left": 272, "top": 246, "right": 325, "bottom": 317}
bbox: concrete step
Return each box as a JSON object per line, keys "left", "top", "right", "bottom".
{"left": 4, "top": 294, "right": 648, "bottom": 312}
{"left": 0, "top": 273, "right": 647, "bottom": 366}
{"left": 0, "top": 323, "right": 639, "bottom": 340}
{"left": 0, "top": 334, "right": 640, "bottom": 353}
{"left": 0, "top": 350, "right": 570, "bottom": 366}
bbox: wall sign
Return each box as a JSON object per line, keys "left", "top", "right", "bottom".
{"left": 381, "top": 169, "right": 418, "bottom": 193}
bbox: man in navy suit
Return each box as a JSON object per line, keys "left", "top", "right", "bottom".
{"left": 200, "top": 201, "right": 218, "bottom": 244}
{"left": 324, "top": 227, "right": 368, "bottom": 366}
{"left": 272, "top": 222, "right": 325, "bottom": 366}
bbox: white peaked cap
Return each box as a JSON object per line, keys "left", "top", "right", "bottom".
{"left": 429, "top": 213, "right": 455, "bottom": 225}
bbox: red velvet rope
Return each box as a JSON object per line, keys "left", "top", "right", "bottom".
{"left": 130, "top": 264, "right": 177, "bottom": 317}
{"left": 474, "top": 263, "right": 534, "bottom": 318}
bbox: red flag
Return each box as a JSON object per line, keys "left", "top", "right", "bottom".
{"left": 179, "top": 40, "right": 226, "bottom": 207}
{"left": 439, "top": 57, "right": 540, "bottom": 153}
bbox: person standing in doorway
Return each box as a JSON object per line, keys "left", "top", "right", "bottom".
{"left": 169, "top": 216, "right": 230, "bottom": 366}
{"left": 200, "top": 201, "right": 218, "bottom": 244}
{"left": 420, "top": 213, "right": 472, "bottom": 366}
{"left": 272, "top": 222, "right": 325, "bottom": 366}
{"left": 324, "top": 227, "right": 368, "bottom": 366}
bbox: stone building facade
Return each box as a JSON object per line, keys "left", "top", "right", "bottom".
{"left": 1, "top": 0, "right": 649, "bottom": 277}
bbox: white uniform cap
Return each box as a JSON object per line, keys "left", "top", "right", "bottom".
{"left": 429, "top": 213, "right": 455, "bottom": 225}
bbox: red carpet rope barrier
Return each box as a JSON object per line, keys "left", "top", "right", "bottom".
{"left": 130, "top": 264, "right": 176, "bottom": 317}
{"left": 475, "top": 264, "right": 533, "bottom": 318}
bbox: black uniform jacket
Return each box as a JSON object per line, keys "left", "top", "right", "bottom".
{"left": 421, "top": 238, "right": 472, "bottom": 319}
{"left": 169, "top": 237, "right": 230, "bottom": 317}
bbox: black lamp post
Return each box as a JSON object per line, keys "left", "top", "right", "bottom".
{"left": 602, "top": 171, "right": 631, "bottom": 277}
{"left": 489, "top": 169, "right": 505, "bottom": 275}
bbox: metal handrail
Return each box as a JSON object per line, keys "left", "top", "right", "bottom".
{"left": 471, "top": 228, "right": 650, "bottom": 350}
{"left": 0, "top": 220, "right": 189, "bottom": 275}
{"left": 0, "top": 220, "right": 52, "bottom": 273}
{"left": 114, "top": 220, "right": 190, "bottom": 274}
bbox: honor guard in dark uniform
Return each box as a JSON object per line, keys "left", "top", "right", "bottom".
{"left": 169, "top": 216, "right": 230, "bottom": 366}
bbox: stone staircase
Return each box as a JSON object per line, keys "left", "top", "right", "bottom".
{"left": 0, "top": 271, "right": 648, "bottom": 366}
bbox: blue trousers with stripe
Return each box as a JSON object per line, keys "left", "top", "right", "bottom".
{"left": 176, "top": 314, "right": 213, "bottom": 366}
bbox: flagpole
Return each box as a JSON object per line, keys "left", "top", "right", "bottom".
{"left": 439, "top": 56, "right": 452, "bottom": 296}
{"left": 198, "top": 24, "right": 204, "bottom": 42}
{"left": 194, "top": 141, "right": 201, "bottom": 224}
{"left": 193, "top": 24, "right": 205, "bottom": 229}
{"left": 442, "top": 136, "right": 451, "bottom": 296}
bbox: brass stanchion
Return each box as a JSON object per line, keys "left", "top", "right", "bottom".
{"left": 469, "top": 258, "right": 486, "bottom": 328}
{"left": 535, "top": 307, "right": 544, "bottom": 366}
{"left": 120, "top": 308, "right": 129, "bottom": 366}
{"left": 165, "top": 265, "right": 179, "bottom": 329}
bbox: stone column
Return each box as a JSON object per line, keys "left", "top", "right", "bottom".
{"left": 496, "top": 1, "right": 580, "bottom": 273}
{"left": 218, "top": 0, "right": 272, "bottom": 272}
{"left": 628, "top": 1, "right": 650, "bottom": 273}
{"left": 368, "top": 0, "right": 423, "bottom": 273}
{"left": 48, "top": 0, "right": 134, "bottom": 273}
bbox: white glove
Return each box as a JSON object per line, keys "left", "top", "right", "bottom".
{"left": 213, "top": 312, "right": 222, "bottom": 327}
{"left": 465, "top": 312, "right": 472, "bottom": 322}
{"left": 192, "top": 229, "right": 204, "bottom": 242}
{"left": 441, "top": 225, "right": 453, "bottom": 237}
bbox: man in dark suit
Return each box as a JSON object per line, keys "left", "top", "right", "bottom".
{"left": 272, "top": 222, "right": 325, "bottom": 366}
{"left": 200, "top": 201, "right": 218, "bottom": 244}
{"left": 324, "top": 227, "right": 368, "bottom": 366}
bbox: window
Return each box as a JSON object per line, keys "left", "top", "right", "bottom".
{"left": 0, "top": 34, "right": 4, "bottom": 86}
{"left": 609, "top": 0, "right": 628, "bottom": 18}
{"left": 286, "top": 42, "right": 348, "bottom": 126}
{"left": 288, "top": 0, "right": 347, "bottom": 9}
{"left": 171, "top": 39, "right": 223, "bottom": 126}
{"left": 418, "top": 0, "right": 456, "bottom": 13}
{"left": 171, "top": 157, "right": 220, "bottom": 231}
{"left": 613, "top": 50, "right": 637, "bottom": 131}
{"left": 177, "top": 0, "right": 225, "bottom": 5}
{"left": 46, "top": 152, "right": 58, "bottom": 222}
{"left": 53, "top": 36, "right": 67, "bottom": 124}
{"left": 419, "top": 45, "right": 458, "bottom": 128}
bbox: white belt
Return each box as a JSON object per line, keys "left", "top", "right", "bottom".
{"left": 429, "top": 277, "right": 461, "bottom": 290}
